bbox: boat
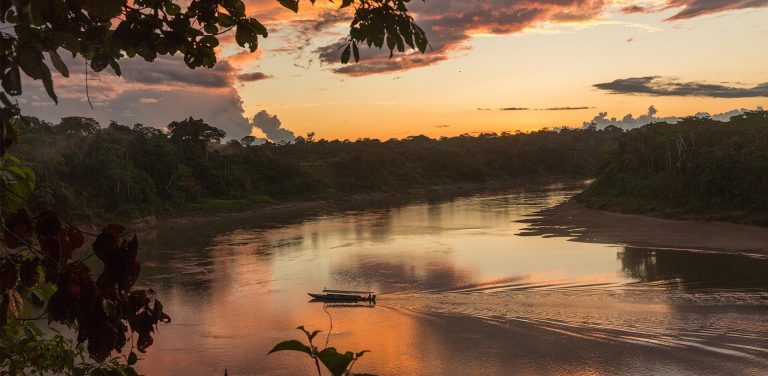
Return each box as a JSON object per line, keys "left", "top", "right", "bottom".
{"left": 307, "top": 288, "right": 376, "bottom": 302}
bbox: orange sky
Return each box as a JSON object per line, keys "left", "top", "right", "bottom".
{"left": 22, "top": 0, "right": 768, "bottom": 140}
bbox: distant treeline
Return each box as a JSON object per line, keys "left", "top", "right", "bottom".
{"left": 578, "top": 111, "right": 768, "bottom": 224}
{"left": 15, "top": 116, "right": 621, "bottom": 223}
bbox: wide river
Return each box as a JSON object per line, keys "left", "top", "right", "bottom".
{"left": 135, "top": 182, "right": 768, "bottom": 375}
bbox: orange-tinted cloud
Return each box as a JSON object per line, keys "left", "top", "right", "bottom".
{"left": 316, "top": 0, "right": 610, "bottom": 75}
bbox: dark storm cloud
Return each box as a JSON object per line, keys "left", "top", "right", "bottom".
{"left": 594, "top": 76, "right": 768, "bottom": 98}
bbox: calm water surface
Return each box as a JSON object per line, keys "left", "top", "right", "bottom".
{"left": 135, "top": 183, "right": 768, "bottom": 375}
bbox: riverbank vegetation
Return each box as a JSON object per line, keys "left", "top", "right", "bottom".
{"left": 578, "top": 110, "right": 768, "bottom": 225}
{"left": 15, "top": 116, "right": 622, "bottom": 224}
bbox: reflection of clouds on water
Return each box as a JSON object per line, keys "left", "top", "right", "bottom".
{"left": 332, "top": 257, "right": 473, "bottom": 294}
{"left": 134, "top": 182, "right": 768, "bottom": 375}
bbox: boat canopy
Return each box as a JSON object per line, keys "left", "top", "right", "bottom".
{"left": 322, "top": 289, "right": 374, "bottom": 294}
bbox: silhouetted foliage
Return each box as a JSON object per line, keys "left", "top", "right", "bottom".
{"left": 13, "top": 117, "right": 623, "bottom": 223}
{"left": 269, "top": 326, "right": 373, "bottom": 376}
{"left": 579, "top": 110, "right": 768, "bottom": 224}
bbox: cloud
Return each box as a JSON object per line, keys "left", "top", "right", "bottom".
{"left": 250, "top": 110, "right": 296, "bottom": 143}
{"left": 663, "top": 0, "right": 768, "bottom": 20}
{"left": 236, "top": 71, "right": 273, "bottom": 82}
{"left": 119, "top": 55, "right": 234, "bottom": 88}
{"left": 492, "top": 106, "right": 593, "bottom": 111}
{"left": 435, "top": 124, "right": 450, "bottom": 128}
{"left": 621, "top": 4, "right": 648, "bottom": 13}
{"left": 583, "top": 105, "right": 676, "bottom": 129}
{"left": 626, "top": 37, "right": 635, "bottom": 42}
{"left": 594, "top": 76, "right": 768, "bottom": 98}
{"left": 316, "top": 0, "right": 610, "bottom": 76}
{"left": 309, "top": 0, "right": 768, "bottom": 76}
{"left": 582, "top": 105, "right": 766, "bottom": 129}
{"left": 18, "top": 56, "right": 253, "bottom": 139}
{"left": 692, "top": 106, "right": 765, "bottom": 121}
{"left": 541, "top": 106, "right": 593, "bottom": 111}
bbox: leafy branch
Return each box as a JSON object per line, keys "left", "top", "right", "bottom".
{"left": 269, "top": 325, "right": 374, "bottom": 376}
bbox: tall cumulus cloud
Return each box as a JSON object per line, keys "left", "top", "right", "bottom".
{"left": 582, "top": 105, "right": 766, "bottom": 129}
{"left": 250, "top": 110, "right": 296, "bottom": 143}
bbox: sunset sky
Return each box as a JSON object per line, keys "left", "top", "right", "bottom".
{"left": 20, "top": 0, "right": 768, "bottom": 141}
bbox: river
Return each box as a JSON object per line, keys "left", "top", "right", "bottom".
{"left": 134, "top": 182, "right": 768, "bottom": 375}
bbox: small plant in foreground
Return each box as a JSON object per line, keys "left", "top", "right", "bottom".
{"left": 268, "top": 326, "right": 374, "bottom": 376}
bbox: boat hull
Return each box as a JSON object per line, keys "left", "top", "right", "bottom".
{"left": 307, "top": 293, "right": 372, "bottom": 301}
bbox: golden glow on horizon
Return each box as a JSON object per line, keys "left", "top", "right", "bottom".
{"left": 228, "top": 3, "right": 767, "bottom": 140}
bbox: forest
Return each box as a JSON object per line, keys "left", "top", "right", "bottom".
{"left": 13, "top": 116, "right": 623, "bottom": 224}
{"left": 578, "top": 110, "right": 768, "bottom": 225}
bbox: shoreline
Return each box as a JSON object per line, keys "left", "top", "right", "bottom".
{"left": 519, "top": 199, "right": 768, "bottom": 254}
{"left": 123, "top": 178, "right": 589, "bottom": 231}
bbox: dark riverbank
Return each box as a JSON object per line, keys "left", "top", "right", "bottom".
{"left": 123, "top": 178, "right": 590, "bottom": 230}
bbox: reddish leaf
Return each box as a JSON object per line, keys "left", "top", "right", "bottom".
{"left": 19, "top": 258, "right": 39, "bottom": 288}
{"left": 35, "top": 211, "right": 63, "bottom": 241}
{"left": 3, "top": 209, "right": 33, "bottom": 248}
{"left": 0, "top": 260, "right": 17, "bottom": 291}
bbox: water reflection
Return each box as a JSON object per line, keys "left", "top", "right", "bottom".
{"left": 619, "top": 247, "right": 768, "bottom": 288}
{"left": 133, "top": 182, "right": 768, "bottom": 375}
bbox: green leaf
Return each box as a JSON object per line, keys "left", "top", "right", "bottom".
{"left": 16, "top": 45, "right": 45, "bottom": 80}
{"left": 109, "top": 60, "right": 122, "bottom": 76}
{"left": 340, "top": 0, "right": 354, "bottom": 8}
{"left": 235, "top": 23, "right": 258, "bottom": 52}
{"left": 267, "top": 340, "right": 312, "bottom": 355}
{"left": 82, "top": 0, "right": 123, "bottom": 19}
{"left": 199, "top": 35, "right": 219, "bottom": 48}
{"left": 127, "top": 351, "right": 138, "bottom": 365}
{"left": 296, "top": 326, "right": 321, "bottom": 341}
{"left": 278, "top": 0, "right": 299, "bottom": 13}
{"left": 414, "top": 26, "right": 428, "bottom": 53}
{"left": 222, "top": 0, "right": 246, "bottom": 18}
{"left": 48, "top": 50, "right": 69, "bottom": 77}
{"left": 352, "top": 42, "right": 359, "bottom": 63}
{"left": 204, "top": 23, "right": 219, "bottom": 34}
{"left": 2, "top": 64, "right": 21, "bottom": 96}
{"left": 164, "top": 1, "right": 182, "bottom": 16}
{"left": 218, "top": 12, "right": 235, "bottom": 27}
{"left": 249, "top": 19, "right": 268, "bottom": 38}
{"left": 340, "top": 44, "right": 351, "bottom": 64}
{"left": 355, "top": 350, "right": 370, "bottom": 358}
{"left": 317, "top": 348, "right": 354, "bottom": 376}
{"left": 40, "top": 64, "right": 57, "bottom": 104}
